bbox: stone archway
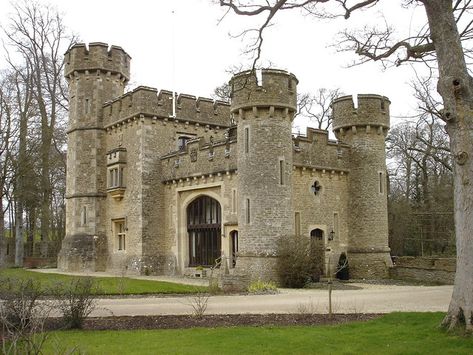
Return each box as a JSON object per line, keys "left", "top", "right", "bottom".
{"left": 187, "top": 196, "right": 221, "bottom": 267}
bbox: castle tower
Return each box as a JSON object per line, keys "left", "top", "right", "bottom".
{"left": 332, "top": 94, "right": 393, "bottom": 278}
{"left": 58, "top": 43, "right": 130, "bottom": 271}
{"left": 230, "top": 69, "right": 298, "bottom": 283}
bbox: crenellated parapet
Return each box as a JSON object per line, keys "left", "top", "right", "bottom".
{"left": 230, "top": 69, "right": 298, "bottom": 120}
{"left": 332, "top": 94, "right": 390, "bottom": 136}
{"left": 64, "top": 42, "right": 131, "bottom": 82}
{"left": 103, "top": 86, "right": 231, "bottom": 128}
{"left": 160, "top": 137, "right": 237, "bottom": 182}
{"left": 292, "top": 127, "right": 350, "bottom": 170}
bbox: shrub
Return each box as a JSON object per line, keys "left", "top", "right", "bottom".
{"left": 189, "top": 292, "right": 209, "bottom": 318}
{"left": 0, "top": 276, "right": 50, "bottom": 354}
{"left": 247, "top": 280, "right": 278, "bottom": 294}
{"left": 276, "top": 235, "right": 321, "bottom": 288}
{"left": 52, "top": 277, "right": 98, "bottom": 329}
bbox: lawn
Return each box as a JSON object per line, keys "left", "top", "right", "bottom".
{"left": 0, "top": 268, "right": 206, "bottom": 295}
{"left": 44, "top": 313, "right": 472, "bottom": 354}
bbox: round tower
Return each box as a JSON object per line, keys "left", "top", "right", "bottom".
{"left": 230, "top": 69, "right": 298, "bottom": 283}
{"left": 58, "top": 42, "right": 130, "bottom": 271}
{"left": 332, "top": 94, "right": 392, "bottom": 278}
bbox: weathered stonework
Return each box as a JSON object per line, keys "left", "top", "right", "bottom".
{"left": 59, "top": 43, "right": 393, "bottom": 284}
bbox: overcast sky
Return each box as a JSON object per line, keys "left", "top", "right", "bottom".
{"left": 0, "top": 0, "right": 432, "bottom": 132}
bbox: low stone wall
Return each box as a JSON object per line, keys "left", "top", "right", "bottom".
{"left": 390, "top": 256, "right": 455, "bottom": 285}
{"left": 23, "top": 257, "right": 57, "bottom": 269}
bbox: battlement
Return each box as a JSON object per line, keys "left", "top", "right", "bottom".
{"left": 160, "top": 137, "right": 237, "bottom": 182}
{"left": 64, "top": 42, "right": 131, "bottom": 81}
{"left": 103, "top": 86, "right": 231, "bottom": 127}
{"left": 230, "top": 69, "right": 298, "bottom": 113}
{"left": 332, "top": 94, "right": 390, "bottom": 132}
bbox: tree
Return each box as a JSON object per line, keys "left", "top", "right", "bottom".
{"left": 297, "top": 88, "right": 342, "bottom": 130}
{"left": 220, "top": 0, "right": 473, "bottom": 332}
{"left": 2, "top": 0, "right": 72, "bottom": 259}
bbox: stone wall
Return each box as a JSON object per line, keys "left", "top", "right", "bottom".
{"left": 390, "top": 256, "right": 455, "bottom": 284}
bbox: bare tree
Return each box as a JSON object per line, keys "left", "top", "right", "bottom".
{"left": 3, "top": 0, "right": 73, "bottom": 259}
{"left": 220, "top": 0, "right": 473, "bottom": 331}
{"left": 0, "top": 72, "right": 19, "bottom": 267}
{"left": 297, "top": 88, "right": 342, "bottom": 130}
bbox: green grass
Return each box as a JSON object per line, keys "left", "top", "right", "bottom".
{"left": 0, "top": 268, "right": 206, "bottom": 295}
{"left": 42, "top": 313, "right": 473, "bottom": 354}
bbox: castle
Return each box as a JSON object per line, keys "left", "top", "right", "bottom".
{"left": 58, "top": 42, "right": 393, "bottom": 283}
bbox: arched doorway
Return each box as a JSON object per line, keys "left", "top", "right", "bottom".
{"left": 310, "top": 228, "right": 325, "bottom": 280}
{"left": 230, "top": 230, "right": 238, "bottom": 268}
{"left": 187, "top": 196, "right": 221, "bottom": 267}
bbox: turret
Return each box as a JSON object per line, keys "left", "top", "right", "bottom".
{"left": 230, "top": 69, "right": 298, "bottom": 283}
{"left": 58, "top": 43, "right": 131, "bottom": 271}
{"left": 332, "top": 94, "right": 392, "bottom": 278}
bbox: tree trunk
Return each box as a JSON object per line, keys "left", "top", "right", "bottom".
{"left": 424, "top": 0, "right": 473, "bottom": 331}
{"left": 0, "top": 179, "right": 6, "bottom": 268}
{"left": 15, "top": 203, "right": 24, "bottom": 267}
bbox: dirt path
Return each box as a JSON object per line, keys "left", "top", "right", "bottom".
{"left": 92, "top": 284, "right": 452, "bottom": 317}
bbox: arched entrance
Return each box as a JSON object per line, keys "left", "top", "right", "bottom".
{"left": 310, "top": 228, "right": 325, "bottom": 280}
{"left": 187, "top": 196, "right": 221, "bottom": 267}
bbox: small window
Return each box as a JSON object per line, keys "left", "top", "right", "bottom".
{"left": 81, "top": 206, "right": 87, "bottom": 226}
{"left": 115, "top": 220, "right": 126, "bottom": 251}
{"left": 177, "top": 136, "right": 190, "bottom": 151}
{"left": 246, "top": 198, "right": 250, "bottom": 224}
{"left": 379, "top": 172, "right": 384, "bottom": 194}
{"left": 85, "top": 98, "right": 90, "bottom": 114}
{"left": 279, "top": 159, "right": 284, "bottom": 185}
{"left": 295, "top": 212, "right": 301, "bottom": 237}
{"left": 333, "top": 212, "right": 339, "bottom": 237}
{"left": 244, "top": 127, "right": 249, "bottom": 154}
{"left": 232, "top": 189, "right": 237, "bottom": 213}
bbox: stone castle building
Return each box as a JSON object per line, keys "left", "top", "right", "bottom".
{"left": 58, "top": 42, "right": 393, "bottom": 282}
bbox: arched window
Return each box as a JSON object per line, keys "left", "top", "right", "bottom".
{"left": 187, "top": 196, "right": 221, "bottom": 267}
{"left": 230, "top": 230, "right": 238, "bottom": 268}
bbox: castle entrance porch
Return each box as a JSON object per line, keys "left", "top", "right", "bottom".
{"left": 187, "top": 196, "right": 221, "bottom": 267}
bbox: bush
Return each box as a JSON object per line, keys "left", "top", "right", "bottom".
{"left": 52, "top": 277, "right": 98, "bottom": 329}
{"left": 247, "top": 280, "right": 278, "bottom": 294}
{"left": 276, "top": 235, "right": 321, "bottom": 288}
{"left": 0, "top": 276, "right": 51, "bottom": 354}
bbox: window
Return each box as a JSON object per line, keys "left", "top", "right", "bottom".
{"left": 379, "top": 172, "right": 384, "bottom": 194}
{"left": 232, "top": 189, "right": 237, "bottom": 213}
{"left": 244, "top": 127, "right": 249, "bottom": 154}
{"left": 115, "top": 220, "right": 126, "bottom": 251}
{"left": 85, "top": 98, "right": 90, "bottom": 114}
{"left": 176, "top": 134, "right": 196, "bottom": 151}
{"left": 81, "top": 206, "right": 87, "bottom": 226}
{"left": 279, "top": 159, "right": 285, "bottom": 185}
{"left": 333, "top": 212, "right": 339, "bottom": 238}
{"left": 108, "top": 166, "right": 124, "bottom": 188}
{"left": 177, "top": 136, "right": 190, "bottom": 151}
{"left": 246, "top": 198, "right": 251, "bottom": 224}
{"left": 295, "top": 212, "right": 301, "bottom": 236}
{"left": 230, "top": 230, "right": 238, "bottom": 268}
